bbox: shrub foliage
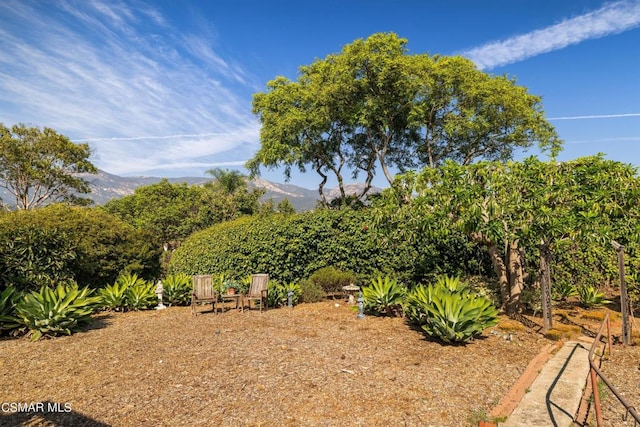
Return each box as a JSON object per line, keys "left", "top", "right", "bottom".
{"left": 169, "top": 209, "right": 485, "bottom": 285}
{"left": 0, "top": 205, "right": 162, "bottom": 290}
{"left": 15, "top": 283, "right": 101, "bottom": 341}
{"left": 406, "top": 276, "right": 499, "bottom": 343}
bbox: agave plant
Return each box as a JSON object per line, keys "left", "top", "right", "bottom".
{"left": 362, "top": 276, "right": 405, "bottom": 316}
{"left": 578, "top": 285, "right": 611, "bottom": 308}
{"left": 405, "top": 284, "right": 434, "bottom": 326}
{"left": 434, "top": 275, "right": 469, "bottom": 293}
{"left": 99, "top": 281, "right": 130, "bottom": 311}
{"left": 162, "top": 273, "right": 193, "bottom": 306}
{"left": 405, "top": 278, "right": 499, "bottom": 343}
{"left": 125, "top": 280, "right": 156, "bottom": 311}
{"left": 418, "top": 285, "right": 499, "bottom": 343}
{"left": 15, "top": 283, "right": 101, "bottom": 341}
{"left": 267, "top": 281, "right": 301, "bottom": 308}
{"left": 552, "top": 281, "right": 578, "bottom": 302}
{"left": 0, "top": 286, "right": 22, "bottom": 334}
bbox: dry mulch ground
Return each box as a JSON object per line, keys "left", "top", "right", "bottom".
{"left": 0, "top": 301, "right": 552, "bottom": 427}
{"left": 597, "top": 321, "right": 640, "bottom": 427}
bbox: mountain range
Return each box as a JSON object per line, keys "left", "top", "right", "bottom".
{"left": 75, "top": 170, "right": 379, "bottom": 212}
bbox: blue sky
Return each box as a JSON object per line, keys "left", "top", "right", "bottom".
{"left": 1, "top": 0, "right": 639, "bottom": 189}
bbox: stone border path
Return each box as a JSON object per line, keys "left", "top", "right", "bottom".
{"left": 490, "top": 340, "right": 592, "bottom": 426}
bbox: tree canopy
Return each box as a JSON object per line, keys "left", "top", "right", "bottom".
{"left": 248, "top": 32, "right": 561, "bottom": 207}
{"left": 103, "top": 171, "right": 265, "bottom": 250}
{"left": 373, "top": 155, "right": 640, "bottom": 314}
{"left": 0, "top": 123, "right": 97, "bottom": 209}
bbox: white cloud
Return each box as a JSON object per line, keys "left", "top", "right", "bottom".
{"left": 462, "top": 0, "right": 640, "bottom": 69}
{"left": 548, "top": 113, "right": 640, "bottom": 120}
{"left": 0, "top": 0, "right": 258, "bottom": 177}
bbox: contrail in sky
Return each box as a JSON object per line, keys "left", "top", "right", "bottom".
{"left": 462, "top": 0, "right": 640, "bottom": 69}
{"left": 548, "top": 113, "right": 640, "bottom": 120}
{"left": 73, "top": 133, "right": 227, "bottom": 142}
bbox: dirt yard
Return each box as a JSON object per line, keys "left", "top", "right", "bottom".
{"left": 0, "top": 301, "right": 636, "bottom": 426}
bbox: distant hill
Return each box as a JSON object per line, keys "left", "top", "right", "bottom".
{"left": 0, "top": 170, "right": 381, "bottom": 212}
{"left": 76, "top": 170, "right": 380, "bottom": 212}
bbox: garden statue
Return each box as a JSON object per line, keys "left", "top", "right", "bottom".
{"left": 155, "top": 280, "right": 166, "bottom": 310}
{"left": 357, "top": 291, "right": 365, "bottom": 319}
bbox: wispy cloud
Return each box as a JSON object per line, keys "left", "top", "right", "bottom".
{"left": 565, "top": 136, "right": 640, "bottom": 144}
{"left": 0, "top": 0, "right": 258, "bottom": 177}
{"left": 548, "top": 113, "right": 640, "bottom": 120}
{"left": 462, "top": 0, "right": 640, "bottom": 69}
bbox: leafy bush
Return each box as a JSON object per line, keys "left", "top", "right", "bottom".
{"left": 405, "top": 278, "right": 499, "bottom": 343}
{"left": 15, "top": 283, "right": 101, "bottom": 341}
{"left": 0, "top": 226, "right": 76, "bottom": 293}
{"left": 169, "top": 209, "right": 421, "bottom": 285}
{"left": 0, "top": 205, "right": 162, "bottom": 289}
{"left": 267, "top": 281, "right": 301, "bottom": 308}
{"left": 162, "top": 274, "right": 193, "bottom": 306}
{"left": 308, "top": 267, "right": 357, "bottom": 294}
{"left": 298, "top": 279, "right": 324, "bottom": 303}
{"left": 578, "top": 285, "right": 611, "bottom": 308}
{"left": 362, "top": 276, "right": 405, "bottom": 316}
{"left": 0, "top": 286, "right": 21, "bottom": 334}
{"left": 552, "top": 281, "right": 578, "bottom": 302}
{"left": 99, "top": 273, "right": 157, "bottom": 311}
{"left": 117, "top": 273, "right": 156, "bottom": 311}
{"left": 99, "top": 280, "right": 129, "bottom": 311}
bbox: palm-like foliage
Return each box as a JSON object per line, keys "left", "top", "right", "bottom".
{"left": 406, "top": 277, "right": 499, "bottom": 343}
{"left": 578, "top": 285, "right": 611, "bottom": 308}
{"left": 162, "top": 273, "right": 193, "bottom": 306}
{"left": 552, "top": 281, "right": 578, "bottom": 302}
{"left": 0, "top": 286, "right": 22, "bottom": 334}
{"left": 125, "top": 280, "right": 156, "bottom": 311}
{"left": 99, "top": 280, "right": 130, "bottom": 311}
{"left": 15, "top": 283, "right": 100, "bottom": 341}
{"left": 362, "top": 276, "right": 405, "bottom": 316}
{"left": 267, "top": 281, "right": 301, "bottom": 307}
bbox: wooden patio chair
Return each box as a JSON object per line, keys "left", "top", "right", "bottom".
{"left": 191, "top": 274, "right": 217, "bottom": 315}
{"left": 241, "top": 274, "right": 269, "bottom": 312}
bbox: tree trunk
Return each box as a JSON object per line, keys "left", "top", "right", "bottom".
{"left": 506, "top": 240, "right": 525, "bottom": 313}
{"left": 539, "top": 242, "right": 553, "bottom": 331}
{"left": 487, "top": 243, "right": 510, "bottom": 312}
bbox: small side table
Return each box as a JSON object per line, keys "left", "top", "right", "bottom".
{"left": 217, "top": 294, "right": 241, "bottom": 313}
{"left": 342, "top": 284, "right": 360, "bottom": 304}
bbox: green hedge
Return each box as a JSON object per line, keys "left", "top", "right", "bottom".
{"left": 169, "top": 209, "right": 490, "bottom": 285}
{"left": 0, "top": 205, "right": 162, "bottom": 290}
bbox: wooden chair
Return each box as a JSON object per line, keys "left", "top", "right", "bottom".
{"left": 191, "top": 275, "right": 217, "bottom": 315}
{"left": 242, "top": 274, "right": 269, "bottom": 312}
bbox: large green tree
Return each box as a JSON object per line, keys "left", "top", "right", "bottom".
{"left": 0, "top": 123, "right": 97, "bottom": 209}
{"left": 249, "top": 33, "right": 560, "bottom": 207}
{"left": 103, "top": 179, "right": 215, "bottom": 249}
{"left": 104, "top": 172, "right": 264, "bottom": 250}
{"left": 374, "top": 156, "right": 640, "bottom": 315}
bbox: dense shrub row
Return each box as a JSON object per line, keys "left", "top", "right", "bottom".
{"left": 169, "top": 209, "right": 490, "bottom": 285}
{"left": 0, "top": 205, "right": 162, "bottom": 291}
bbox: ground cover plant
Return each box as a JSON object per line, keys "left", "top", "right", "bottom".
{"left": 405, "top": 276, "right": 499, "bottom": 343}
{"left": 161, "top": 273, "right": 192, "bottom": 306}
{"left": 14, "top": 283, "right": 100, "bottom": 341}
